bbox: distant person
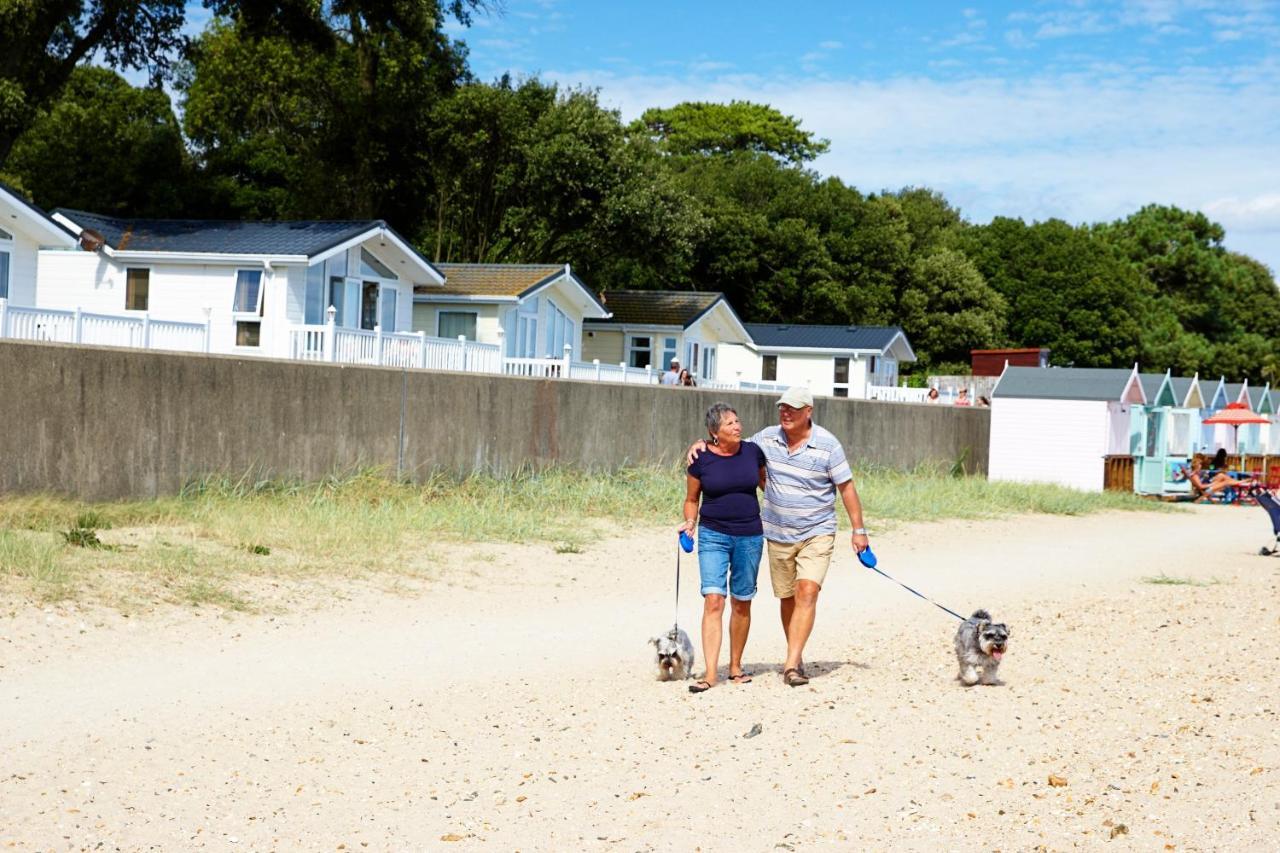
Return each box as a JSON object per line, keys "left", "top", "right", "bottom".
{"left": 679, "top": 368, "right": 697, "bottom": 387}
{"left": 926, "top": 387, "right": 940, "bottom": 404}
{"left": 977, "top": 396, "right": 990, "bottom": 408}
{"left": 955, "top": 388, "right": 972, "bottom": 407}
{"left": 662, "top": 358, "right": 682, "bottom": 385}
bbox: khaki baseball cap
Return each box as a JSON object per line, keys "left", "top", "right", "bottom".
{"left": 776, "top": 386, "right": 814, "bottom": 408}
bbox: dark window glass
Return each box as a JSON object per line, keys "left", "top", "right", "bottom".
{"left": 236, "top": 321, "right": 261, "bottom": 347}
{"left": 126, "top": 268, "right": 149, "bottom": 310}
{"left": 762, "top": 355, "right": 778, "bottom": 381}
{"left": 834, "top": 357, "right": 850, "bottom": 384}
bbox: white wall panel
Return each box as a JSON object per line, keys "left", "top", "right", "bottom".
{"left": 988, "top": 397, "right": 1108, "bottom": 491}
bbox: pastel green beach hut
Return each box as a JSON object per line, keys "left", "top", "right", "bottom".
{"left": 1244, "top": 383, "right": 1274, "bottom": 455}
{"left": 1132, "top": 371, "right": 1204, "bottom": 495}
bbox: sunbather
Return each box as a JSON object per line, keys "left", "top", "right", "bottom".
{"left": 1188, "top": 460, "right": 1257, "bottom": 499}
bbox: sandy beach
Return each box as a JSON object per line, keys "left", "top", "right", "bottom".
{"left": 3, "top": 505, "right": 1279, "bottom": 850}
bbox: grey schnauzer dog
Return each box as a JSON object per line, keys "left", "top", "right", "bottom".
{"left": 954, "top": 609, "right": 1010, "bottom": 686}
{"left": 650, "top": 627, "right": 695, "bottom": 681}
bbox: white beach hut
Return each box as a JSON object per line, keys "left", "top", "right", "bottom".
{"left": 989, "top": 365, "right": 1146, "bottom": 492}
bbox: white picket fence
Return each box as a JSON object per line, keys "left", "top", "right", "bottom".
{"left": 2, "top": 298, "right": 933, "bottom": 402}
{"left": 0, "top": 298, "right": 209, "bottom": 353}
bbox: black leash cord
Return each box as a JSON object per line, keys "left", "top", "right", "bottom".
{"left": 863, "top": 562, "right": 966, "bottom": 621}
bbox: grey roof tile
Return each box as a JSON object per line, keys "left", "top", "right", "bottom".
{"left": 743, "top": 323, "right": 905, "bottom": 351}
{"left": 992, "top": 366, "right": 1138, "bottom": 401}
{"left": 56, "top": 209, "right": 382, "bottom": 258}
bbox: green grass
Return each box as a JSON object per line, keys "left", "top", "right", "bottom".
{"left": 1141, "top": 574, "right": 1221, "bottom": 586}
{"left": 0, "top": 463, "right": 1165, "bottom": 608}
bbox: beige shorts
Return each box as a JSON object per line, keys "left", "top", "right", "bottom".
{"left": 767, "top": 534, "right": 836, "bottom": 598}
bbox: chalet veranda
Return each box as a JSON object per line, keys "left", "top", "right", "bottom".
{"left": 0, "top": 183, "right": 921, "bottom": 401}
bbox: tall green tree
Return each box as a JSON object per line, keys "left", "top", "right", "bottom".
{"left": 960, "top": 217, "right": 1153, "bottom": 368}
{"left": 181, "top": 3, "right": 473, "bottom": 224}
{"left": 425, "top": 78, "right": 704, "bottom": 281}
{"left": 0, "top": 0, "right": 186, "bottom": 164}
{"left": 634, "top": 101, "right": 829, "bottom": 165}
{"left": 6, "top": 66, "right": 191, "bottom": 216}
{"left": 898, "top": 247, "right": 1007, "bottom": 368}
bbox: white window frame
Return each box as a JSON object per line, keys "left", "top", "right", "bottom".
{"left": 545, "top": 299, "right": 574, "bottom": 358}
{"left": 628, "top": 334, "right": 653, "bottom": 370}
{"left": 0, "top": 228, "right": 11, "bottom": 300}
{"left": 701, "top": 346, "right": 717, "bottom": 381}
{"left": 124, "top": 267, "right": 150, "bottom": 312}
{"left": 832, "top": 356, "right": 851, "bottom": 398}
{"left": 660, "top": 336, "right": 678, "bottom": 371}
{"left": 762, "top": 354, "right": 778, "bottom": 382}
{"left": 379, "top": 285, "right": 398, "bottom": 333}
{"left": 232, "top": 268, "right": 265, "bottom": 316}
{"left": 437, "top": 309, "right": 478, "bottom": 341}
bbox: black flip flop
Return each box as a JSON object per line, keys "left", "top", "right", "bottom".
{"left": 728, "top": 672, "right": 753, "bottom": 684}
{"left": 688, "top": 680, "right": 713, "bottom": 693}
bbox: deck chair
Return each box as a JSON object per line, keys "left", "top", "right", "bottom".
{"left": 1255, "top": 491, "right": 1280, "bottom": 555}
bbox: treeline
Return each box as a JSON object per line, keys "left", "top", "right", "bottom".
{"left": 3, "top": 2, "right": 1278, "bottom": 381}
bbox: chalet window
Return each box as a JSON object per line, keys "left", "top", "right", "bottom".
{"left": 661, "top": 336, "right": 678, "bottom": 371}
{"left": 360, "top": 248, "right": 397, "bottom": 280}
{"left": 762, "top": 355, "right": 778, "bottom": 381}
{"left": 125, "top": 268, "right": 149, "bottom": 311}
{"left": 438, "top": 310, "right": 477, "bottom": 341}
{"left": 0, "top": 227, "right": 11, "bottom": 298}
{"left": 232, "top": 269, "right": 264, "bottom": 313}
{"left": 304, "top": 263, "right": 325, "bottom": 323}
{"left": 833, "top": 357, "right": 850, "bottom": 398}
{"left": 380, "top": 287, "right": 398, "bottom": 333}
{"left": 628, "top": 335, "right": 652, "bottom": 369}
{"left": 235, "top": 321, "right": 261, "bottom": 347}
{"left": 546, "top": 300, "right": 573, "bottom": 357}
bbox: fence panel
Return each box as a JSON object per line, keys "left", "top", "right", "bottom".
{"left": 866, "top": 385, "right": 931, "bottom": 403}
{"left": 289, "top": 326, "right": 328, "bottom": 361}
{"left": 5, "top": 306, "right": 75, "bottom": 342}
{"left": 148, "top": 319, "right": 206, "bottom": 352}
{"left": 80, "top": 313, "right": 142, "bottom": 348}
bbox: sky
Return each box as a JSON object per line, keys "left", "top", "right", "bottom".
{"left": 443, "top": 0, "right": 1280, "bottom": 274}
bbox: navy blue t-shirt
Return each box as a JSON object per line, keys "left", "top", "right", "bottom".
{"left": 687, "top": 441, "right": 766, "bottom": 536}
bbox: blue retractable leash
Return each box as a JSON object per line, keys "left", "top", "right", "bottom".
{"left": 857, "top": 545, "right": 965, "bottom": 622}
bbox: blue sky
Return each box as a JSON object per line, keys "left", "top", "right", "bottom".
{"left": 446, "top": 0, "right": 1280, "bottom": 273}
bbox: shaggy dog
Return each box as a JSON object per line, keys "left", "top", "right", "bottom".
{"left": 954, "top": 609, "right": 1009, "bottom": 686}
{"left": 650, "top": 627, "right": 695, "bottom": 681}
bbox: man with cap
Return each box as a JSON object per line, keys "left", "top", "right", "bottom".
{"left": 661, "top": 357, "right": 682, "bottom": 385}
{"left": 688, "top": 386, "right": 869, "bottom": 686}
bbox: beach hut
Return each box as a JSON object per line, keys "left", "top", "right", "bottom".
{"left": 989, "top": 365, "right": 1146, "bottom": 492}
{"left": 1200, "top": 377, "right": 1231, "bottom": 453}
{"left": 1244, "top": 383, "right": 1273, "bottom": 456}
{"left": 1131, "top": 371, "right": 1204, "bottom": 495}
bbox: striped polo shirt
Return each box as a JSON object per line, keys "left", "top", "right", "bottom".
{"left": 751, "top": 423, "right": 853, "bottom": 543}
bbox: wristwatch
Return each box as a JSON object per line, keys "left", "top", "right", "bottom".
{"left": 852, "top": 528, "right": 868, "bottom": 535}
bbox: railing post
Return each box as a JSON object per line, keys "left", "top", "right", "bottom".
{"left": 645, "top": 363, "right": 653, "bottom": 384}
{"left": 202, "top": 306, "right": 212, "bottom": 353}
{"left": 455, "top": 334, "right": 466, "bottom": 372}
{"left": 374, "top": 324, "right": 384, "bottom": 366}
{"left": 141, "top": 312, "right": 152, "bottom": 349}
{"left": 619, "top": 361, "right": 627, "bottom": 384}
{"left": 593, "top": 358, "right": 601, "bottom": 381}
{"left": 417, "top": 331, "right": 427, "bottom": 369}
{"left": 324, "top": 305, "right": 337, "bottom": 362}
{"left": 735, "top": 369, "right": 742, "bottom": 390}
{"left": 73, "top": 307, "right": 83, "bottom": 343}
{"left": 0, "top": 297, "right": 7, "bottom": 338}
{"left": 562, "top": 343, "right": 572, "bottom": 379}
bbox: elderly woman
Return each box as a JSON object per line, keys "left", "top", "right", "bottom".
{"left": 678, "top": 402, "right": 767, "bottom": 693}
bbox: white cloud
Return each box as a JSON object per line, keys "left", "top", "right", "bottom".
{"left": 538, "top": 65, "right": 1280, "bottom": 273}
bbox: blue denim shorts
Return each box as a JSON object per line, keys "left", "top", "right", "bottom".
{"left": 697, "top": 526, "right": 764, "bottom": 600}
